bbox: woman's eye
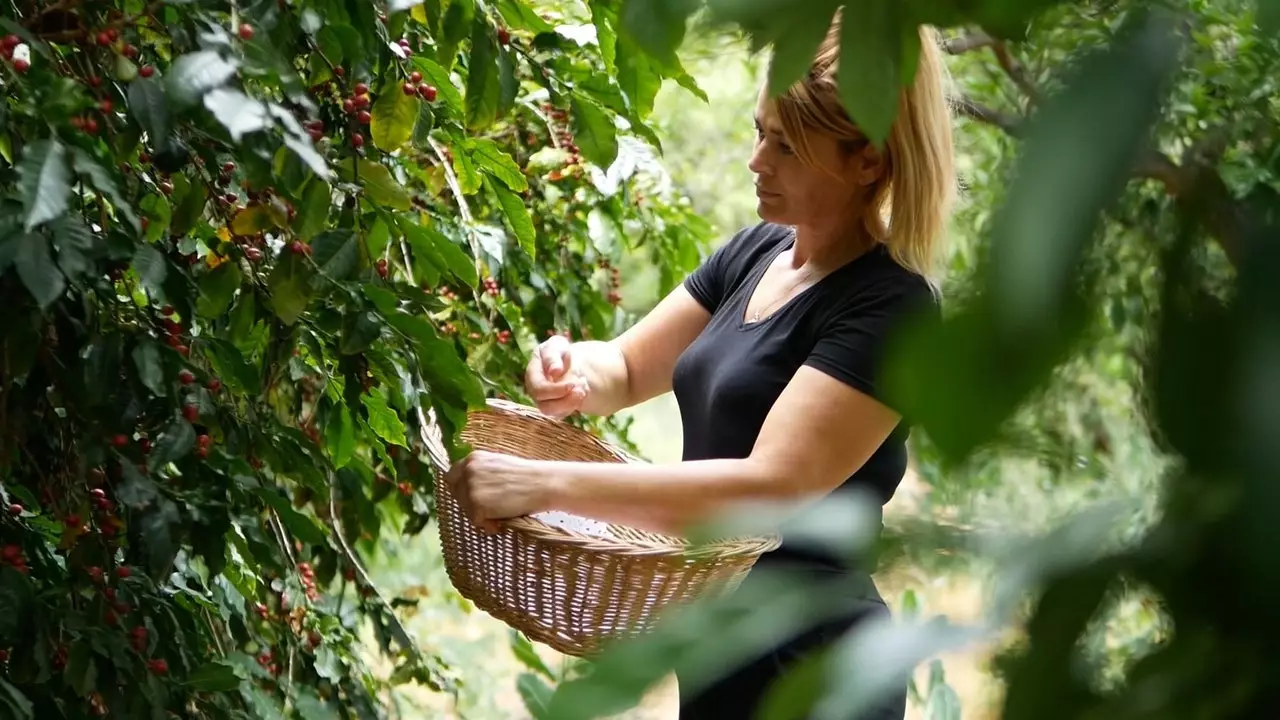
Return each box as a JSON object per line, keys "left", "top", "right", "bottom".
{"left": 779, "top": 143, "right": 793, "bottom": 155}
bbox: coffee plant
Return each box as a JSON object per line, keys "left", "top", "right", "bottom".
{"left": 0, "top": 0, "right": 713, "bottom": 716}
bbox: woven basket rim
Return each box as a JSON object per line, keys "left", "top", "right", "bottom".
{"left": 423, "top": 399, "right": 782, "bottom": 559}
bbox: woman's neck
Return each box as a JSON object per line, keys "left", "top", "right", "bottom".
{"left": 789, "top": 216, "right": 875, "bottom": 272}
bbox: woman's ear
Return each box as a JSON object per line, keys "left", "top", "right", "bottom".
{"left": 849, "top": 143, "right": 887, "bottom": 186}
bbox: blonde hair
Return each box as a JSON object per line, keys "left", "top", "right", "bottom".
{"left": 771, "top": 19, "right": 957, "bottom": 286}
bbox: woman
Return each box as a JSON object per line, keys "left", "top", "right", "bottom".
{"left": 446, "top": 18, "right": 955, "bottom": 719}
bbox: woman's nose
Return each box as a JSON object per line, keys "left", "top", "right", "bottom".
{"left": 747, "top": 142, "right": 771, "bottom": 176}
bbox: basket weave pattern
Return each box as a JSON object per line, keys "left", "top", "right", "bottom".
{"left": 429, "top": 400, "right": 779, "bottom": 657}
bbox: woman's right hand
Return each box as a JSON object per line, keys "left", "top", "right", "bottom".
{"left": 524, "top": 334, "right": 589, "bottom": 419}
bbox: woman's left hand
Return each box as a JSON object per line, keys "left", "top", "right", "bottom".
{"left": 444, "top": 451, "right": 555, "bottom": 533}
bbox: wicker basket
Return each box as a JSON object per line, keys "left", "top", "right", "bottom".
{"left": 422, "top": 399, "right": 780, "bottom": 657}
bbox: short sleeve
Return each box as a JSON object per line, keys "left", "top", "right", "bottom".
{"left": 683, "top": 239, "right": 732, "bottom": 313}
{"left": 803, "top": 278, "right": 939, "bottom": 406}
{"left": 683, "top": 223, "right": 788, "bottom": 314}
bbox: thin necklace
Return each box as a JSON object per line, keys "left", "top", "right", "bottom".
{"left": 749, "top": 234, "right": 815, "bottom": 322}
{"left": 750, "top": 269, "right": 814, "bottom": 322}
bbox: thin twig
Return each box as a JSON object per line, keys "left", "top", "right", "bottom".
{"left": 944, "top": 30, "right": 997, "bottom": 55}
{"left": 991, "top": 41, "right": 1040, "bottom": 105}
{"left": 426, "top": 135, "right": 484, "bottom": 279}
{"left": 953, "top": 96, "right": 1023, "bottom": 137}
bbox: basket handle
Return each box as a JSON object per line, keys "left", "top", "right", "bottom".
{"left": 416, "top": 407, "right": 453, "bottom": 475}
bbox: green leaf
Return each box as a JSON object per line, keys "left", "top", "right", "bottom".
{"left": 170, "top": 179, "right": 209, "bottom": 237}
{"left": 487, "top": 177, "right": 535, "bottom": 258}
{"left": 765, "top": 5, "right": 840, "bottom": 98}
{"left": 618, "top": 0, "right": 698, "bottom": 68}
{"left": 71, "top": 149, "right": 142, "bottom": 233}
{"left": 325, "top": 405, "right": 356, "bottom": 468}
{"left": 185, "top": 661, "right": 242, "bottom": 692}
{"left": 616, "top": 36, "right": 662, "bottom": 118}
{"left": 517, "top": 673, "right": 555, "bottom": 720}
{"left": 128, "top": 77, "right": 171, "bottom": 146}
{"left": 401, "top": 220, "right": 478, "bottom": 287}
{"left": 204, "top": 88, "right": 270, "bottom": 142}
{"left": 589, "top": 2, "right": 619, "bottom": 74}
{"left": 509, "top": 630, "right": 557, "bottom": 681}
{"left": 363, "top": 392, "right": 407, "bottom": 447}
{"left": 497, "top": 0, "right": 555, "bottom": 33}
{"left": 293, "top": 180, "right": 331, "bottom": 241}
{"left": 267, "top": 251, "right": 313, "bottom": 325}
{"left": 379, "top": 309, "right": 486, "bottom": 408}
{"left": 340, "top": 310, "right": 383, "bottom": 355}
{"left": 409, "top": 57, "right": 464, "bottom": 111}
{"left": 117, "top": 463, "right": 160, "bottom": 507}
{"left": 14, "top": 232, "right": 66, "bottom": 309}
{"left": 257, "top": 489, "right": 328, "bottom": 545}
{"left": 412, "top": 101, "right": 437, "bottom": 147}
{"left": 498, "top": 46, "right": 519, "bottom": 118}
{"left": 138, "top": 496, "right": 181, "bottom": 576}
{"left": 0, "top": 567, "right": 32, "bottom": 646}
{"left": 986, "top": 12, "right": 1179, "bottom": 334}
{"left": 338, "top": 159, "right": 412, "bottom": 210}
{"left": 197, "top": 262, "right": 243, "bottom": 318}
{"left": 836, "top": 0, "right": 902, "bottom": 146}
{"left": 65, "top": 641, "right": 97, "bottom": 697}
{"left": 52, "top": 215, "right": 96, "bottom": 283}
{"left": 466, "top": 138, "right": 527, "bottom": 191}
{"left": 131, "top": 244, "right": 168, "bottom": 294}
{"left": 371, "top": 83, "right": 419, "bottom": 151}
{"left": 132, "top": 342, "right": 167, "bottom": 397}
{"left": 167, "top": 50, "right": 240, "bottom": 107}
{"left": 464, "top": 17, "right": 501, "bottom": 130}
{"left": 309, "top": 229, "right": 361, "bottom": 284}
{"left": 0, "top": 679, "right": 33, "bottom": 720}
{"left": 229, "top": 204, "right": 285, "bottom": 236}
{"left": 19, "top": 139, "right": 71, "bottom": 231}
{"left": 570, "top": 97, "right": 618, "bottom": 167}
{"left": 1262, "top": 0, "right": 1280, "bottom": 34}
{"left": 756, "top": 646, "right": 829, "bottom": 720}
{"left": 451, "top": 141, "right": 482, "bottom": 195}
{"left": 153, "top": 417, "right": 196, "bottom": 466}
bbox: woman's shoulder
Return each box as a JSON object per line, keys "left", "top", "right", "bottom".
{"left": 831, "top": 246, "right": 940, "bottom": 317}
{"left": 720, "top": 221, "right": 793, "bottom": 260}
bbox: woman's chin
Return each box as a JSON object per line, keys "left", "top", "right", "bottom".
{"left": 755, "top": 204, "right": 788, "bottom": 225}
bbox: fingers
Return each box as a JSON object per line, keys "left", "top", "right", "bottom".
{"left": 534, "top": 381, "right": 588, "bottom": 419}
{"left": 537, "top": 335, "right": 572, "bottom": 381}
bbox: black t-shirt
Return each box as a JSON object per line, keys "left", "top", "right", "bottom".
{"left": 672, "top": 221, "right": 938, "bottom": 570}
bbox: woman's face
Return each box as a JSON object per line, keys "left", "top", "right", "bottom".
{"left": 747, "top": 88, "right": 880, "bottom": 229}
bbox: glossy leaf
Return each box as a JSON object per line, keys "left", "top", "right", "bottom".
{"left": 132, "top": 341, "right": 167, "bottom": 397}
{"left": 987, "top": 10, "right": 1180, "bottom": 334}
{"left": 464, "top": 17, "right": 500, "bottom": 130}
{"left": 371, "top": 83, "right": 419, "bottom": 151}
{"left": 570, "top": 97, "right": 619, "bottom": 167}
{"left": 13, "top": 232, "right": 65, "bottom": 309}
{"left": 19, "top": 139, "right": 70, "bottom": 232}
{"left": 128, "top": 78, "right": 171, "bottom": 146}
{"left": 267, "top": 251, "right": 313, "bottom": 325}
{"left": 167, "top": 50, "right": 239, "bottom": 107}
{"left": 487, "top": 177, "right": 536, "bottom": 258}
{"left": 765, "top": 3, "right": 840, "bottom": 98}
{"left": 71, "top": 149, "right": 141, "bottom": 233}
{"left": 131, "top": 244, "right": 168, "bottom": 293}
{"left": 410, "top": 57, "right": 464, "bottom": 110}
{"left": 836, "top": 0, "right": 902, "bottom": 146}
{"left": 466, "top": 137, "right": 527, "bottom": 191}
{"left": 257, "top": 489, "right": 328, "bottom": 545}
{"left": 204, "top": 88, "right": 270, "bottom": 141}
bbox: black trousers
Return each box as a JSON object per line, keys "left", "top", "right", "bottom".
{"left": 676, "top": 594, "right": 906, "bottom": 720}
